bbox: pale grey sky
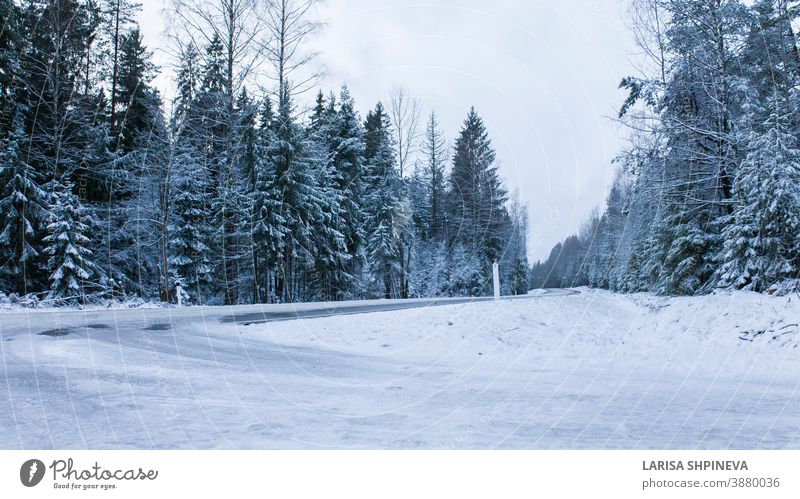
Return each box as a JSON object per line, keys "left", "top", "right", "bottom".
{"left": 138, "top": 0, "right": 635, "bottom": 261}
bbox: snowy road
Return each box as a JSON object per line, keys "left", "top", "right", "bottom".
{"left": 1, "top": 289, "right": 799, "bottom": 449}
{"left": 218, "top": 289, "right": 579, "bottom": 324}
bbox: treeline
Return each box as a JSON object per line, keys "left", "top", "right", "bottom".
{"left": 531, "top": 0, "right": 800, "bottom": 295}
{"left": 0, "top": 0, "right": 528, "bottom": 305}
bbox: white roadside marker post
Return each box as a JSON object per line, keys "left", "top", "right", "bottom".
{"left": 176, "top": 284, "right": 182, "bottom": 307}
{"left": 493, "top": 261, "right": 500, "bottom": 301}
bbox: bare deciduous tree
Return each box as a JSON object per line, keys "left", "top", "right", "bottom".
{"left": 167, "top": 0, "right": 267, "bottom": 100}
{"left": 260, "top": 0, "right": 324, "bottom": 107}
{"left": 389, "top": 85, "right": 421, "bottom": 178}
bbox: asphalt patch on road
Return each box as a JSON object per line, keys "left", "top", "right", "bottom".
{"left": 142, "top": 323, "right": 173, "bottom": 331}
{"left": 39, "top": 328, "right": 71, "bottom": 337}
{"left": 86, "top": 323, "right": 111, "bottom": 329}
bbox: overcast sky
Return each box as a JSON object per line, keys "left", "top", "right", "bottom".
{"left": 138, "top": 0, "right": 635, "bottom": 261}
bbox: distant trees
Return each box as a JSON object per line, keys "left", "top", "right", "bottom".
{"left": 533, "top": 0, "right": 800, "bottom": 295}
{"left": 407, "top": 107, "right": 523, "bottom": 298}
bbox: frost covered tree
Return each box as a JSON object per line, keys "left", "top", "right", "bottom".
{"left": 0, "top": 0, "right": 534, "bottom": 304}
{"left": 101, "top": 0, "right": 142, "bottom": 139}
{"left": 113, "top": 28, "right": 159, "bottom": 154}
{"left": 168, "top": 143, "right": 214, "bottom": 304}
{"left": 21, "top": 0, "right": 100, "bottom": 180}
{"left": 320, "top": 86, "right": 367, "bottom": 298}
{"left": 422, "top": 111, "right": 448, "bottom": 242}
{"left": 506, "top": 191, "right": 529, "bottom": 295}
{"left": 43, "top": 180, "right": 101, "bottom": 304}
{"left": 363, "top": 102, "right": 405, "bottom": 298}
{"left": 166, "top": 44, "right": 215, "bottom": 303}
{"left": 305, "top": 91, "right": 351, "bottom": 301}
{"left": 0, "top": 0, "right": 21, "bottom": 140}
{"left": 0, "top": 120, "right": 49, "bottom": 294}
{"left": 447, "top": 107, "right": 508, "bottom": 294}
{"left": 718, "top": 105, "right": 800, "bottom": 291}
{"left": 112, "top": 29, "right": 168, "bottom": 297}
{"left": 249, "top": 98, "right": 282, "bottom": 302}
{"left": 263, "top": 83, "right": 326, "bottom": 302}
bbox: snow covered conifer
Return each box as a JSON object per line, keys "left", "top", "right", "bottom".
{"left": 325, "top": 86, "right": 367, "bottom": 297}
{"left": 262, "top": 83, "right": 323, "bottom": 302}
{"left": 43, "top": 180, "right": 101, "bottom": 304}
{"left": 422, "top": 112, "right": 448, "bottom": 242}
{"left": 305, "top": 93, "right": 352, "bottom": 301}
{"left": 0, "top": 121, "right": 49, "bottom": 294}
{"left": 168, "top": 142, "right": 214, "bottom": 304}
{"left": 364, "top": 102, "right": 405, "bottom": 298}
{"left": 448, "top": 107, "right": 509, "bottom": 293}
{"left": 718, "top": 105, "right": 800, "bottom": 291}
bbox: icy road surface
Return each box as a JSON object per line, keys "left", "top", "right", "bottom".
{"left": 1, "top": 289, "right": 799, "bottom": 449}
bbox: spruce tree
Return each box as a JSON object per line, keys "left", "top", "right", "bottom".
{"left": 718, "top": 105, "right": 800, "bottom": 291}
{"left": 43, "top": 180, "right": 101, "bottom": 304}
{"left": 0, "top": 119, "right": 49, "bottom": 294}
{"left": 422, "top": 112, "right": 448, "bottom": 241}
{"left": 113, "top": 28, "right": 158, "bottom": 154}
{"left": 324, "top": 86, "right": 366, "bottom": 298}
{"left": 250, "top": 98, "right": 283, "bottom": 302}
{"left": 168, "top": 142, "right": 213, "bottom": 304}
{"left": 364, "top": 102, "right": 405, "bottom": 298}
{"left": 448, "top": 107, "right": 508, "bottom": 293}
{"left": 305, "top": 92, "right": 351, "bottom": 301}
{"left": 0, "top": 0, "right": 21, "bottom": 139}
{"left": 263, "top": 83, "right": 323, "bottom": 302}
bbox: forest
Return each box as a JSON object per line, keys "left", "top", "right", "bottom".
{"left": 531, "top": 0, "right": 800, "bottom": 296}
{"left": 0, "top": 0, "right": 530, "bottom": 306}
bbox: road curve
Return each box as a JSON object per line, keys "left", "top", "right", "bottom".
{"left": 0, "top": 289, "right": 580, "bottom": 335}
{"left": 218, "top": 288, "right": 580, "bottom": 325}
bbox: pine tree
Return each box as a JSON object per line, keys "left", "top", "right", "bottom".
{"left": 249, "top": 98, "right": 283, "bottom": 302}
{"left": 422, "top": 112, "right": 448, "bottom": 241}
{"left": 448, "top": 107, "right": 509, "bottom": 293}
{"left": 201, "top": 34, "right": 242, "bottom": 304}
{"left": 718, "top": 105, "right": 800, "bottom": 291}
{"left": 263, "top": 83, "right": 324, "bottom": 302}
{"left": 506, "top": 192, "right": 529, "bottom": 295}
{"left": 174, "top": 43, "right": 200, "bottom": 121}
{"left": 445, "top": 243, "right": 483, "bottom": 297}
{"left": 740, "top": 0, "right": 800, "bottom": 116}
{"left": 0, "top": 0, "right": 21, "bottom": 139}
{"left": 0, "top": 119, "right": 49, "bottom": 294}
{"left": 363, "top": 102, "right": 405, "bottom": 298}
{"left": 324, "top": 86, "right": 366, "bottom": 298}
{"left": 167, "top": 42, "right": 214, "bottom": 303}
{"left": 510, "top": 259, "right": 529, "bottom": 295}
{"left": 111, "top": 30, "right": 167, "bottom": 297}
{"left": 43, "top": 180, "right": 102, "bottom": 304}
{"left": 168, "top": 143, "right": 213, "bottom": 304}
{"left": 101, "top": 0, "right": 142, "bottom": 138}
{"left": 305, "top": 92, "right": 351, "bottom": 301}
{"left": 22, "top": 0, "right": 100, "bottom": 180}
{"left": 113, "top": 27, "right": 158, "bottom": 154}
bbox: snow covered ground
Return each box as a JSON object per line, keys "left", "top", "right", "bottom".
{"left": 1, "top": 289, "right": 799, "bottom": 449}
